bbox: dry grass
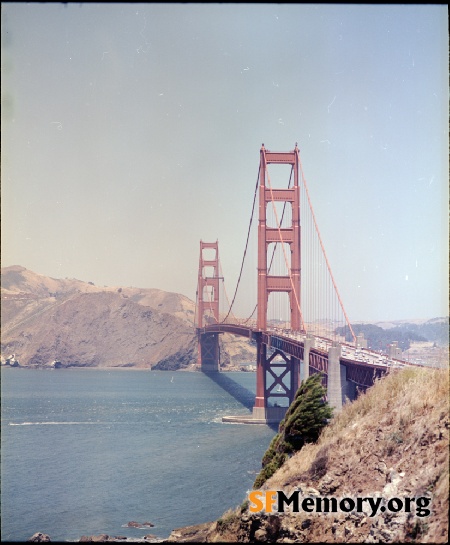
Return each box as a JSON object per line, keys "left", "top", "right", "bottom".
{"left": 327, "top": 366, "right": 447, "bottom": 436}
{"left": 184, "top": 366, "right": 449, "bottom": 543}
{"left": 259, "top": 366, "right": 449, "bottom": 542}
{"left": 267, "top": 366, "right": 449, "bottom": 489}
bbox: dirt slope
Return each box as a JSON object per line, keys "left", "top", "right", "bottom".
{"left": 166, "top": 366, "right": 449, "bottom": 543}
{"left": 1, "top": 266, "right": 197, "bottom": 368}
{"left": 1, "top": 265, "right": 254, "bottom": 369}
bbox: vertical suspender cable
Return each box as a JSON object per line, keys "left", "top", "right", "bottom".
{"left": 221, "top": 167, "right": 260, "bottom": 324}
{"left": 298, "top": 154, "right": 356, "bottom": 343}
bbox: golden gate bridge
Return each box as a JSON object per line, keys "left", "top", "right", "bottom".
{"left": 195, "top": 144, "right": 417, "bottom": 424}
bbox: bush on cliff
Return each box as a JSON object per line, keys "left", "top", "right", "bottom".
{"left": 254, "top": 373, "right": 333, "bottom": 488}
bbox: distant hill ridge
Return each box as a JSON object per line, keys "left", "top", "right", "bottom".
{"left": 1, "top": 266, "right": 256, "bottom": 369}
{"left": 1, "top": 265, "right": 196, "bottom": 323}
{"left": 336, "top": 319, "right": 449, "bottom": 351}
{"left": 1, "top": 265, "right": 198, "bottom": 368}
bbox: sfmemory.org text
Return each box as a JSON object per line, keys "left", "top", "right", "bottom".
{"left": 248, "top": 490, "right": 431, "bottom": 517}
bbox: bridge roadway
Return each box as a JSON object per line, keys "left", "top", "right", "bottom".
{"left": 197, "top": 322, "right": 408, "bottom": 392}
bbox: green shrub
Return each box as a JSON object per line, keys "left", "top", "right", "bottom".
{"left": 254, "top": 373, "right": 332, "bottom": 488}
{"left": 216, "top": 508, "right": 239, "bottom": 533}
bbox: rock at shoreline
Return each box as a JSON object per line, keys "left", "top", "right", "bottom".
{"left": 126, "top": 521, "right": 154, "bottom": 529}
{"left": 79, "top": 535, "right": 113, "bottom": 542}
{"left": 2, "top": 353, "right": 20, "bottom": 367}
{"left": 165, "top": 522, "right": 213, "bottom": 542}
{"left": 79, "top": 534, "right": 161, "bottom": 542}
{"left": 27, "top": 533, "right": 51, "bottom": 542}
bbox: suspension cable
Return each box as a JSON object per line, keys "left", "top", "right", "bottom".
{"left": 204, "top": 278, "right": 215, "bottom": 323}
{"left": 242, "top": 166, "right": 294, "bottom": 325}
{"left": 297, "top": 151, "right": 356, "bottom": 342}
{"left": 194, "top": 288, "right": 198, "bottom": 328}
{"left": 219, "top": 259, "right": 238, "bottom": 322}
{"left": 242, "top": 304, "right": 257, "bottom": 324}
{"left": 220, "top": 166, "right": 260, "bottom": 323}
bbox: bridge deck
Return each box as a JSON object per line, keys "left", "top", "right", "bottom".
{"left": 197, "top": 323, "right": 410, "bottom": 373}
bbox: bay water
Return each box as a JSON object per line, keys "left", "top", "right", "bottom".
{"left": 1, "top": 368, "right": 276, "bottom": 542}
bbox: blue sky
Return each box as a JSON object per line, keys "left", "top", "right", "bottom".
{"left": 1, "top": 3, "right": 448, "bottom": 322}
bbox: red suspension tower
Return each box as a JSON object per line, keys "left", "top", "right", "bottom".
{"left": 196, "top": 240, "right": 221, "bottom": 371}
{"left": 257, "top": 143, "right": 302, "bottom": 331}
{"left": 253, "top": 143, "right": 303, "bottom": 421}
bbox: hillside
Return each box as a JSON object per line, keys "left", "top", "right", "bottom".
{"left": 336, "top": 319, "right": 449, "bottom": 352}
{"left": 1, "top": 266, "right": 255, "bottom": 369}
{"left": 166, "top": 366, "right": 449, "bottom": 543}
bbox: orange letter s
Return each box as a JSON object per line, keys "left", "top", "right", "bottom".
{"left": 248, "top": 491, "right": 264, "bottom": 513}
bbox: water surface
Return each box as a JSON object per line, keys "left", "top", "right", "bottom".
{"left": 1, "top": 368, "right": 275, "bottom": 542}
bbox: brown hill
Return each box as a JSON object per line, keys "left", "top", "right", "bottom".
{"left": 1, "top": 265, "right": 255, "bottom": 369}
{"left": 1, "top": 266, "right": 198, "bottom": 368}
{"left": 1, "top": 265, "right": 196, "bottom": 323}
{"left": 165, "top": 366, "right": 449, "bottom": 543}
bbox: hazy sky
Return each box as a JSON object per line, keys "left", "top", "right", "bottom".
{"left": 1, "top": 3, "right": 448, "bottom": 322}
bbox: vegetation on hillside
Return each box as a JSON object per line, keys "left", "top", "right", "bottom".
{"left": 258, "top": 366, "right": 449, "bottom": 543}
{"left": 336, "top": 317, "right": 449, "bottom": 350}
{"left": 336, "top": 323, "right": 428, "bottom": 351}
{"left": 254, "top": 373, "right": 333, "bottom": 488}
{"left": 394, "top": 318, "right": 449, "bottom": 346}
{"left": 171, "top": 366, "right": 449, "bottom": 543}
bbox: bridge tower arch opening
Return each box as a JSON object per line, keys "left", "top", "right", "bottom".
{"left": 196, "top": 241, "right": 221, "bottom": 372}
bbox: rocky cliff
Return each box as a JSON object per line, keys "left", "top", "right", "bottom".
{"left": 165, "top": 365, "right": 449, "bottom": 543}
{"left": 1, "top": 265, "right": 255, "bottom": 369}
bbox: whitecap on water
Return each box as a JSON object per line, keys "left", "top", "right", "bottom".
{"left": 9, "top": 421, "right": 102, "bottom": 426}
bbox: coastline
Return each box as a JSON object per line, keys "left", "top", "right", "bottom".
{"left": 2, "top": 364, "right": 255, "bottom": 372}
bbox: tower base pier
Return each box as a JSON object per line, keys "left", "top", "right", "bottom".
{"left": 198, "top": 332, "right": 220, "bottom": 373}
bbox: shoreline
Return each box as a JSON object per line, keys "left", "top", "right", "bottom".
{"left": 1, "top": 365, "right": 256, "bottom": 373}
